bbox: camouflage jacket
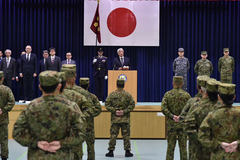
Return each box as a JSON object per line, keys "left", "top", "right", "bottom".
{"left": 72, "top": 85, "right": 101, "bottom": 118}
{"left": 13, "top": 95, "right": 85, "bottom": 160}
{"left": 184, "top": 97, "right": 217, "bottom": 136}
{"left": 194, "top": 59, "right": 213, "bottom": 76}
{"left": 62, "top": 87, "right": 93, "bottom": 118}
{"left": 218, "top": 56, "right": 235, "bottom": 73}
{"left": 198, "top": 105, "right": 240, "bottom": 160}
{"left": 179, "top": 92, "right": 201, "bottom": 120}
{"left": 0, "top": 84, "right": 15, "bottom": 124}
{"left": 162, "top": 88, "right": 191, "bottom": 130}
{"left": 173, "top": 57, "right": 190, "bottom": 75}
{"left": 105, "top": 89, "right": 135, "bottom": 124}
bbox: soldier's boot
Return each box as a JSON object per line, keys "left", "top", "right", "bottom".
{"left": 125, "top": 150, "right": 133, "bottom": 157}
{"left": 105, "top": 150, "right": 114, "bottom": 157}
{"left": 1, "top": 157, "right": 7, "bottom": 160}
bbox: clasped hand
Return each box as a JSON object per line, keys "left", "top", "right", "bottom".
{"left": 116, "top": 110, "right": 124, "bottom": 116}
{"left": 221, "top": 141, "right": 238, "bottom": 153}
{"left": 38, "top": 141, "right": 61, "bottom": 153}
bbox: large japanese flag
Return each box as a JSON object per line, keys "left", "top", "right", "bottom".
{"left": 84, "top": 0, "right": 160, "bottom": 46}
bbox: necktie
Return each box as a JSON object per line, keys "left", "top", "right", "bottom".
{"left": 67, "top": 59, "right": 69, "bottom": 64}
{"left": 44, "top": 59, "right": 46, "bottom": 64}
{"left": 51, "top": 57, "right": 54, "bottom": 63}
{"left": 27, "top": 54, "right": 30, "bottom": 61}
{"left": 120, "top": 57, "right": 124, "bottom": 65}
{"left": 6, "top": 58, "right": 9, "bottom": 68}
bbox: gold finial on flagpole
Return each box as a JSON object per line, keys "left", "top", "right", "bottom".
{"left": 97, "top": 0, "right": 99, "bottom": 3}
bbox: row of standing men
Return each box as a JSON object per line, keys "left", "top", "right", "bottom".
{"left": 162, "top": 75, "right": 239, "bottom": 160}
{"left": 0, "top": 46, "right": 131, "bottom": 102}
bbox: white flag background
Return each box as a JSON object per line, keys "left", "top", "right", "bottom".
{"left": 84, "top": 0, "right": 160, "bottom": 46}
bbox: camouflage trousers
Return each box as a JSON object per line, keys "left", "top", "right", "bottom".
{"left": 166, "top": 129, "right": 187, "bottom": 160}
{"left": 85, "top": 127, "right": 95, "bottom": 160}
{"left": 0, "top": 123, "right": 8, "bottom": 158}
{"left": 72, "top": 145, "right": 83, "bottom": 160}
{"left": 220, "top": 72, "right": 233, "bottom": 83}
{"left": 108, "top": 123, "right": 131, "bottom": 151}
{"left": 188, "top": 134, "right": 200, "bottom": 160}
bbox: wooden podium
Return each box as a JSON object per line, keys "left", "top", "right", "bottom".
{"left": 108, "top": 70, "right": 137, "bottom": 102}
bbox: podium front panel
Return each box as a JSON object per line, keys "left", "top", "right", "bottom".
{"left": 108, "top": 70, "right": 137, "bottom": 102}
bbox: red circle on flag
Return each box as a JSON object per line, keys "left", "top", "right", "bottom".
{"left": 107, "top": 8, "right": 136, "bottom": 37}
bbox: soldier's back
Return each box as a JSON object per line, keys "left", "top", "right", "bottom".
{"left": 13, "top": 95, "right": 83, "bottom": 160}
{"left": 163, "top": 88, "right": 191, "bottom": 116}
{"left": 199, "top": 107, "right": 240, "bottom": 160}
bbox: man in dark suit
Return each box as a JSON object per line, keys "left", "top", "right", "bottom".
{"left": 45, "top": 47, "right": 61, "bottom": 71}
{"left": 16, "top": 51, "right": 25, "bottom": 101}
{"left": 113, "top": 48, "right": 131, "bottom": 70}
{"left": 19, "top": 45, "right": 37, "bottom": 101}
{"left": 93, "top": 48, "right": 108, "bottom": 101}
{"left": 0, "top": 49, "right": 16, "bottom": 90}
{"left": 62, "top": 52, "right": 76, "bottom": 64}
{"left": 0, "top": 51, "right": 3, "bottom": 64}
{"left": 39, "top": 50, "right": 49, "bottom": 73}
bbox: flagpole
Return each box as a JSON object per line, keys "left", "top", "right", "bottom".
{"left": 96, "top": 0, "right": 99, "bottom": 47}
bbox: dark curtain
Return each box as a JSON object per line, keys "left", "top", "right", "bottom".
{"left": 0, "top": 0, "right": 239, "bottom": 102}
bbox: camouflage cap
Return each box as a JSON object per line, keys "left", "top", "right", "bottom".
{"left": 218, "top": 83, "right": 235, "bottom": 95}
{"left": 197, "top": 75, "right": 210, "bottom": 87}
{"left": 58, "top": 72, "right": 66, "bottom": 82}
{"left": 61, "top": 64, "right": 76, "bottom": 78}
{"left": 173, "top": 76, "right": 183, "bottom": 86}
{"left": 39, "top": 71, "right": 60, "bottom": 87}
{"left": 117, "top": 79, "right": 125, "bottom": 86}
{"left": 223, "top": 48, "right": 229, "bottom": 52}
{"left": 61, "top": 64, "right": 76, "bottom": 71}
{"left": 201, "top": 51, "right": 207, "bottom": 55}
{"left": 206, "top": 79, "right": 219, "bottom": 92}
{"left": 79, "top": 77, "right": 90, "bottom": 85}
{"left": 0, "top": 71, "right": 4, "bottom": 78}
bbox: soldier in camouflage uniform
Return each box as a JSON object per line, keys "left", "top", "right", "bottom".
{"left": 79, "top": 77, "right": 102, "bottom": 160}
{"left": 58, "top": 72, "right": 88, "bottom": 160}
{"left": 105, "top": 79, "right": 135, "bottom": 157}
{"left": 13, "top": 71, "right": 85, "bottom": 160}
{"left": 218, "top": 48, "right": 235, "bottom": 83}
{"left": 194, "top": 51, "right": 213, "bottom": 76}
{"left": 61, "top": 64, "right": 102, "bottom": 159}
{"left": 183, "top": 75, "right": 209, "bottom": 160}
{"left": 184, "top": 79, "right": 219, "bottom": 160}
{"left": 179, "top": 76, "right": 204, "bottom": 160}
{"left": 198, "top": 83, "right": 240, "bottom": 160}
{"left": 173, "top": 48, "right": 190, "bottom": 91}
{"left": 162, "top": 76, "right": 191, "bottom": 160}
{"left": 0, "top": 71, "right": 15, "bottom": 160}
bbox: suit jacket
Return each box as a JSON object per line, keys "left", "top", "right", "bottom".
{"left": 39, "top": 59, "right": 47, "bottom": 73}
{"left": 20, "top": 53, "right": 37, "bottom": 76}
{"left": 62, "top": 59, "right": 76, "bottom": 65}
{"left": 113, "top": 57, "right": 131, "bottom": 70}
{"left": 0, "top": 57, "right": 16, "bottom": 78}
{"left": 92, "top": 56, "right": 108, "bottom": 77}
{"left": 45, "top": 56, "right": 61, "bottom": 72}
{"left": 0, "top": 57, "right": 3, "bottom": 64}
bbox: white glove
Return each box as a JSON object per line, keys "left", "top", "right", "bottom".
{"left": 104, "top": 76, "right": 108, "bottom": 80}
{"left": 93, "top": 59, "right": 97, "bottom": 63}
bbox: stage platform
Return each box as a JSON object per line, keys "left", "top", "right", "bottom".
{"left": 8, "top": 102, "right": 240, "bottom": 139}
